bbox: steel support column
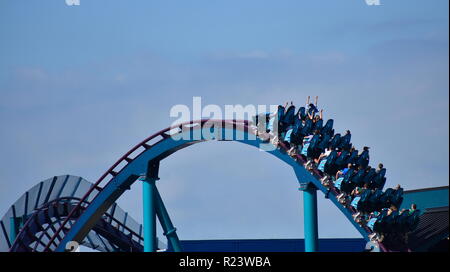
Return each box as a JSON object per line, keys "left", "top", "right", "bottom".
{"left": 300, "top": 183, "right": 319, "bottom": 252}
{"left": 154, "top": 187, "right": 182, "bottom": 252}
{"left": 142, "top": 160, "right": 159, "bottom": 252}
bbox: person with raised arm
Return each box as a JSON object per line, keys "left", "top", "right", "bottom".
{"left": 305, "top": 96, "right": 319, "bottom": 118}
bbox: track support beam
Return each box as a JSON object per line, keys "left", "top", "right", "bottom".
{"left": 142, "top": 160, "right": 159, "bottom": 252}
{"left": 300, "top": 183, "right": 319, "bottom": 252}
{"left": 154, "top": 187, "right": 182, "bottom": 252}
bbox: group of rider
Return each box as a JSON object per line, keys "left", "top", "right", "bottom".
{"left": 253, "top": 96, "right": 419, "bottom": 246}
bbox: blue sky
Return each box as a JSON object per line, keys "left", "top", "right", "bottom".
{"left": 0, "top": 0, "right": 448, "bottom": 241}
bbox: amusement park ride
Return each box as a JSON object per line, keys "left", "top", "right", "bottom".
{"left": 0, "top": 106, "right": 419, "bottom": 252}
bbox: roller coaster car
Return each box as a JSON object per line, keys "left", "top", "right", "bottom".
{"left": 308, "top": 135, "right": 320, "bottom": 159}
{"left": 321, "top": 151, "right": 338, "bottom": 175}
{"left": 293, "top": 113, "right": 303, "bottom": 128}
{"left": 370, "top": 168, "right": 386, "bottom": 190}
{"left": 288, "top": 122, "right": 303, "bottom": 147}
{"left": 406, "top": 210, "right": 421, "bottom": 232}
{"left": 297, "top": 107, "right": 307, "bottom": 121}
{"left": 334, "top": 150, "right": 350, "bottom": 170}
{"left": 341, "top": 177, "right": 356, "bottom": 195}
{"left": 334, "top": 177, "right": 344, "bottom": 191}
{"left": 357, "top": 150, "right": 370, "bottom": 168}
{"left": 338, "top": 133, "right": 352, "bottom": 150}
{"left": 373, "top": 209, "right": 389, "bottom": 233}
{"left": 313, "top": 119, "right": 323, "bottom": 133}
{"left": 309, "top": 137, "right": 328, "bottom": 160}
{"left": 300, "top": 119, "right": 313, "bottom": 137}
{"left": 396, "top": 211, "right": 411, "bottom": 233}
{"left": 316, "top": 134, "right": 331, "bottom": 153}
{"left": 321, "top": 119, "right": 334, "bottom": 137}
{"left": 277, "top": 104, "right": 285, "bottom": 118}
{"left": 368, "top": 189, "right": 384, "bottom": 212}
{"left": 357, "top": 189, "right": 372, "bottom": 212}
{"left": 317, "top": 158, "right": 327, "bottom": 173}
{"left": 379, "top": 188, "right": 394, "bottom": 208}
{"left": 382, "top": 208, "right": 419, "bottom": 237}
{"left": 281, "top": 105, "right": 296, "bottom": 129}
{"left": 363, "top": 168, "right": 377, "bottom": 186}
{"left": 351, "top": 169, "right": 366, "bottom": 187}
{"left": 283, "top": 126, "right": 294, "bottom": 143}
{"left": 390, "top": 188, "right": 404, "bottom": 208}
{"left": 346, "top": 150, "right": 359, "bottom": 165}
{"left": 384, "top": 210, "right": 400, "bottom": 233}
{"left": 300, "top": 135, "right": 316, "bottom": 157}
{"left": 267, "top": 116, "right": 276, "bottom": 134}
{"left": 334, "top": 168, "right": 354, "bottom": 191}
{"left": 350, "top": 196, "right": 361, "bottom": 210}
{"left": 330, "top": 133, "right": 341, "bottom": 149}
{"left": 273, "top": 105, "right": 286, "bottom": 134}
{"left": 367, "top": 217, "right": 378, "bottom": 232}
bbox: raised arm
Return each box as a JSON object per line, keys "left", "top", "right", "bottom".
{"left": 315, "top": 96, "right": 318, "bottom": 107}
{"left": 306, "top": 96, "right": 310, "bottom": 105}
{"left": 319, "top": 109, "right": 323, "bottom": 120}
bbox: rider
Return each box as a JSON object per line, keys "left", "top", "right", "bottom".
{"left": 305, "top": 96, "right": 319, "bottom": 118}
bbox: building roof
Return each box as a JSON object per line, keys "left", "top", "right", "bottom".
{"left": 408, "top": 206, "right": 449, "bottom": 251}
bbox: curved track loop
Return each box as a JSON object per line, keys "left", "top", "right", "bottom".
{"left": 0, "top": 175, "right": 159, "bottom": 252}
{"left": 43, "top": 119, "right": 387, "bottom": 252}
{"left": 10, "top": 198, "right": 143, "bottom": 252}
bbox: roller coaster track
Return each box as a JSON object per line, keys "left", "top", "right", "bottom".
{"left": 10, "top": 198, "right": 143, "bottom": 252}
{"left": 1, "top": 175, "right": 165, "bottom": 252}
{"left": 3, "top": 119, "right": 399, "bottom": 252}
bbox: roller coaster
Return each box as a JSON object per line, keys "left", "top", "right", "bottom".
{"left": 0, "top": 106, "right": 420, "bottom": 252}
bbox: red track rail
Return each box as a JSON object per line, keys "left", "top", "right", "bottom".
{"left": 42, "top": 119, "right": 249, "bottom": 251}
